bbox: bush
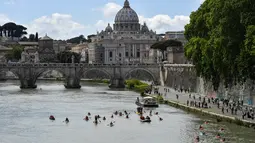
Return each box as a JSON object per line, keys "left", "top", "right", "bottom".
{"left": 125, "top": 79, "right": 149, "bottom": 93}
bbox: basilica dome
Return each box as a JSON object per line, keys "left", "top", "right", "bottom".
{"left": 105, "top": 23, "right": 113, "bottom": 32}
{"left": 114, "top": 0, "right": 139, "bottom": 24}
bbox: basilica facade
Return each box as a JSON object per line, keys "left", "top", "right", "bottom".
{"left": 88, "top": 0, "right": 159, "bottom": 64}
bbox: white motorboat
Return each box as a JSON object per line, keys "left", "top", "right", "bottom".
{"left": 135, "top": 97, "right": 159, "bottom": 108}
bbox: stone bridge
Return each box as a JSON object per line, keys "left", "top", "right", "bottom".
{"left": 162, "top": 64, "right": 197, "bottom": 92}
{"left": 0, "top": 63, "right": 161, "bottom": 89}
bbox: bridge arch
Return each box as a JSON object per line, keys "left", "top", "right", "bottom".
{"left": 0, "top": 69, "right": 20, "bottom": 80}
{"left": 125, "top": 68, "right": 156, "bottom": 82}
{"left": 81, "top": 69, "right": 112, "bottom": 79}
{"left": 35, "top": 69, "right": 66, "bottom": 79}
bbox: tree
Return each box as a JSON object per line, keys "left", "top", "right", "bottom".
{"left": 57, "top": 51, "right": 81, "bottom": 63}
{"left": 29, "top": 34, "right": 35, "bottom": 41}
{"left": 20, "top": 36, "right": 28, "bottom": 41}
{"left": 0, "top": 22, "right": 27, "bottom": 38}
{"left": 184, "top": 0, "right": 255, "bottom": 90}
{"left": 35, "top": 32, "right": 39, "bottom": 41}
{"left": 151, "top": 39, "right": 182, "bottom": 61}
{"left": 0, "top": 25, "right": 2, "bottom": 37}
{"left": 66, "top": 35, "right": 87, "bottom": 44}
{"left": 5, "top": 45, "right": 24, "bottom": 61}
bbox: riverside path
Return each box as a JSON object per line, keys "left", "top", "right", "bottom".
{"left": 156, "top": 86, "right": 255, "bottom": 124}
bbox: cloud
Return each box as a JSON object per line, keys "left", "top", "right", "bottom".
{"left": 25, "top": 13, "right": 87, "bottom": 40}
{"left": 4, "top": 0, "right": 16, "bottom": 4}
{"left": 94, "top": 2, "right": 122, "bottom": 18}
{"left": 95, "top": 20, "right": 110, "bottom": 31}
{"left": 0, "top": 14, "right": 13, "bottom": 25}
{"left": 139, "top": 15, "right": 190, "bottom": 33}
{"left": 200, "top": 0, "right": 205, "bottom": 4}
{"left": 93, "top": 2, "right": 190, "bottom": 34}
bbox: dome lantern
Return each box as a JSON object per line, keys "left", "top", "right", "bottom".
{"left": 124, "top": 0, "right": 130, "bottom": 8}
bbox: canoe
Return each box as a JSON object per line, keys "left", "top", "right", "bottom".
{"left": 140, "top": 119, "right": 151, "bottom": 123}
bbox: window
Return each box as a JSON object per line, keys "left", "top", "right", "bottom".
{"left": 119, "top": 44, "right": 121, "bottom": 46}
{"left": 101, "top": 36, "right": 104, "bottom": 38}
{"left": 119, "top": 53, "right": 122, "bottom": 57}
{"left": 125, "top": 52, "right": 129, "bottom": 57}
{"left": 100, "top": 53, "right": 103, "bottom": 57}
{"left": 137, "top": 52, "right": 140, "bottom": 58}
{"left": 109, "top": 51, "right": 112, "bottom": 58}
{"left": 131, "top": 53, "right": 133, "bottom": 57}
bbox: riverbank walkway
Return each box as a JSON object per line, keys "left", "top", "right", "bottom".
{"left": 156, "top": 86, "right": 255, "bottom": 124}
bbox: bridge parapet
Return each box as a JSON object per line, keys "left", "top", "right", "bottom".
{"left": 0, "top": 63, "right": 161, "bottom": 68}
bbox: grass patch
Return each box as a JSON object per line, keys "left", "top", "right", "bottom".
{"left": 125, "top": 79, "right": 150, "bottom": 93}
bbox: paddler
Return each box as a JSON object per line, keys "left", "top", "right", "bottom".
{"left": 103, "top": 116, "right": 106, "bottom": 120}
{"left": 110, "top": 122, "right": 114, "bottom": 127}
{"left": 119, "top": 112, "right": 123, "bottom": 116}
{"left": 155, "top": 112, "right": 159, "bottom": 115}
{"left": 111, "top": 115, "right": 114, "bottom": 118}
{"left": 140, "top": 115, "right": 145, "bottom": 120}
{"left": 159, "top": 117, "right": 163, "bottom": 121}
{"left": 216, "top": 133, "right": 221, "bottom": 139}
{"left": 195, "top": 136, "right": 200, "bottom": 142}
{"left": 199, "top": 125, "right": 203, "bottom": 130}
{"left": 124, "top": 110, "right": 128, "bottom": 115}
{"left": 114, "top": 111, "right": 118, "bottom": 115}
{"left": 126, "top": 115, "right": 129, "bottom": 119}
{"left": 146, "top": 116, "right": 150, "bottom": 120}
{"left": 84, "top": 116, "right": 89, "bottom": 121}
{"left": 88, "top": 112, "right": 91, "bottom": 116}
{"left": 49, "top": 115, "right": 55, "bottom": 120}
{"left": 150, "top": 110, "right": 152, "bottom": 116}
{"left": 65, "top": 118, "right": 69, "bottom": 123}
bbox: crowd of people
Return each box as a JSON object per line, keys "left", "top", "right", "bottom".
{"left": 159, "top": 86, "right": 255, "bottom": 123}
{"left": 48, "top": 108, "right": 163, "bottom": 127}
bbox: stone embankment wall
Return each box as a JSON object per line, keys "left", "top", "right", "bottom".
{"left": 162, "top": 67, "right": 255, "bottom": 105}
{"left": 196, "top": 78, "right": 255, "bottom": 105}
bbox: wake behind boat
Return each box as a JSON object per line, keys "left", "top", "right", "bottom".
{"left": 135, "top": 97, "right": 159, "bottom": 108}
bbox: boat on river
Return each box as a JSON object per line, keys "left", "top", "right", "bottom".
{"left": 135, "top": 97, "right": 159, "bottom": 108}
{"left": 140, "top": 119, "right": 151, "bottom": 123}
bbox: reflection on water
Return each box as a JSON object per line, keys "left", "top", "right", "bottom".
{"left": 0, "top": 80, "right": 254, "bottom": 143}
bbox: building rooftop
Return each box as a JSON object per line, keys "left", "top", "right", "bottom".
{"left": 18, "top": 42, "right": 39, "bottom": 46}
{"left": 40, "top": 34, "right": 53, "bottom": 41}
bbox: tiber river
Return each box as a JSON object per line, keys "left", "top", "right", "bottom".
{"left": 0, "top": 80, "right": 254, "bottom": 143}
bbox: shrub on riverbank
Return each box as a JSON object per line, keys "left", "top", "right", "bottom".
{"left": 125, "top": 79, "right": 149, "bottom": 93}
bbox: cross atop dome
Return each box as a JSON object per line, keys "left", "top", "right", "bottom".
{"left": 124, "top": 0, "right": 130, "bottom": 8}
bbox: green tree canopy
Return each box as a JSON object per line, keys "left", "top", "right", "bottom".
{"left": 57, "top": 51, "right": 81, "bottom": 63}
{"left": 5, "top": 45, "right": 24, "bottom": 62}
{"left": 0, "top": 22, "right": 27, "bottom": 38}
{"left": 184, "top": 0, "right": 255, "bottom": 90}
{"left": 66, "top": 35, "right": 88, "bottom": 44}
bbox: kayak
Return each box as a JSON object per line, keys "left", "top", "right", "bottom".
{"left": 140, "top": 119, "right": 151, "bottom": 123}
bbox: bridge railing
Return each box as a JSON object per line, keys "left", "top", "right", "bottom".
{"left": 0, "top": 63, "right": 161, "bottom": 68}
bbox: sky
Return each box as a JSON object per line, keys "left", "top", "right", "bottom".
{"left": 0, "top": 0, "right": 205, "bottom": 40}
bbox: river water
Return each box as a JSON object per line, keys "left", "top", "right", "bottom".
{"left": 0, "top": 81, "right": 254, "bottom": 143}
